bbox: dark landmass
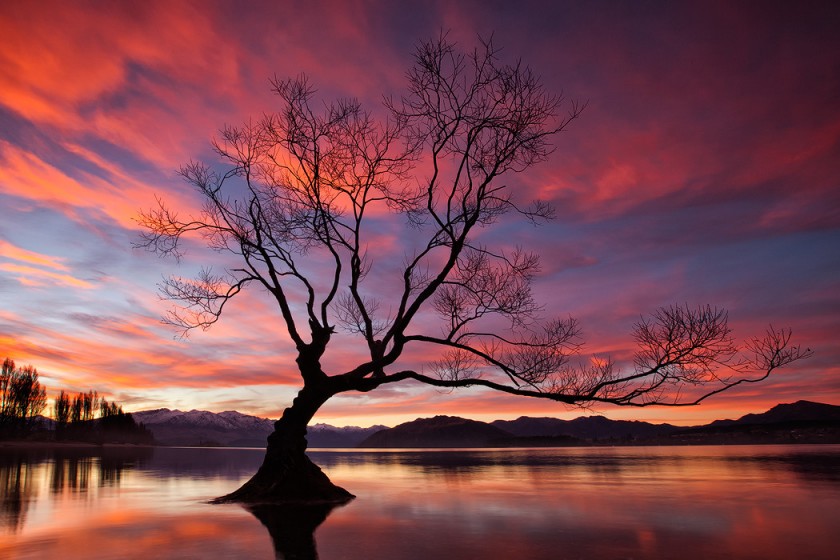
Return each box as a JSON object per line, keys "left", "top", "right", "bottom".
{"left": 492, "top": 416, "right": 678, "bottom": 441}
{"left": 359, "top": 416, "right": 512, "bottom": 448}
{"left": 1, "top": 413, "right": 154, "bottom": 446}
{"left": 359, "top": 401, "right": 840, "bottom": 448}
{"left": 59, "top": 413, "right": 155, "bottom": 445}
{"left": 17, "top": 400, "right": 829, "bottom": 449}
{"left": 651, "top": 400, "right": 840, "bottom": 446}
{"left": 708, "top": 400, "right": 840, "bottom": 426}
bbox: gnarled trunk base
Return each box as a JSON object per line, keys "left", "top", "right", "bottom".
{"left": 213, "top": 451, "right": 353, "bottom": 505}
{"left": 212, "top": 390, "right": 353, "bottom": 505}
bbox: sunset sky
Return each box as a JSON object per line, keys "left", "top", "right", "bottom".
{"left": 1, "top": 1, "right": 838, "bottom": 428}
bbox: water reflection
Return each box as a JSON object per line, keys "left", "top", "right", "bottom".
{"left": 1, "top": 445, "right": 838, "bottom": 559}
{"left": 311, "top": 445, "right": 840, "bottom": 476}
{"left": 248, "top": 502, "right": 343, "bottom": 560}
{"left": 0, "top": 446, "right": 153, "bottom": 532}
{"left": 312, "top": 446, "right": 840, "bottom": 559}
{"left": 0, "top": 456, "right": 32, "bottom": 532}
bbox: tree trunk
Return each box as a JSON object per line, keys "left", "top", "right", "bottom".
{"left": 213, "top": 385, "right": 353, "bottom": 504}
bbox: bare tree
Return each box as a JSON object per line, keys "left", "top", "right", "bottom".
{"left": 54, "top": 390, "right": 71, "bottom": 426}
{"left": 0, "top": 358, "right": 47, "bottom": 436}
{"left": 138, "top": 36, "right": 810, "bottom": 503}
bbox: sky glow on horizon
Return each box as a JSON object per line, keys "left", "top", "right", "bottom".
{"left": 1, "top": 1, "right": 838, "bottom": 427}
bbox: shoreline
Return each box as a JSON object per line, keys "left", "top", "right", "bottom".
{"left": 2, "top": 439, "right": 839, "bottom": 452}
{"left": 0, "top": 440, "right": 156, "bottom": 450}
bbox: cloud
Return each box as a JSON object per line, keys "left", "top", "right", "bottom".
{"left": 0, "top": 140, "right": 157, "bottom": 228}
{"left": 0, "top": 263, "right": 95, "bottom": 289}
{"left": 0, "top": 239, "right": 71, "bottom": 272}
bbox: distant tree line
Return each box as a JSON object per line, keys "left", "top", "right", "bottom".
{"left": 53, "top": 389, "right": 125, "bottom": 425}
{"left": 0, "top": 357, "right": 153, "bottom": 444}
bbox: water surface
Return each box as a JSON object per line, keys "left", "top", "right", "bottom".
{"left": 1, "top": 445, "right": 838, "bottom": 559}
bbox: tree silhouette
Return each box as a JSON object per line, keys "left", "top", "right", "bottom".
{"left": 138, "top": 36, "right": 811, "bottom": 503}
{"left": 0, "top": 358, "right": 47, "bottom": 437}
{"left": 53, "top": 390, "right": 71, "bottom": 437}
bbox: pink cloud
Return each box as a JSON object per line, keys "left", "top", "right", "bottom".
{"left": 0, "top": 263, "right": 94, "bottom": 289}
{"left": 0, "top": 140, "right": 159, "bottom": 227}
{"left": 0, "top": 239, "right": 71, "bottom": 272}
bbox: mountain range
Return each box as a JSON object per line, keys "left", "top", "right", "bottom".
{"left": 133, "top": 400, "right": 840, "bottom": 448}
{"left": 133, "top": 408, "right": 386, "bottom": 447}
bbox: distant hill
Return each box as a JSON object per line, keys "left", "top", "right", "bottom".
{"left": 359, "top": 401, "right": 840, "bottom": 448}
{"left": 359, "top": 416, "right": 512, "bottom": 448}
{"left": 492, "top": 416, "right": 678, "bottom": 442}
{"left": 133, "top": 409, "right": 384, "bottom": 447}
{"left": 663, "top": 400, "right": 840, "bottom": 445}
{"left": 709, "top": 400, "right": 840, "bottom": 427}
{"left": 360, "top": 414, "right": 676, "bottom": 448}
{"left": 131, "top": 401, "right": 840, "bottom": 448}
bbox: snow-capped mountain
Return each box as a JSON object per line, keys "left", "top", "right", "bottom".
{"left": 133, "top": 408, "right": 386, "bottom": 447}
{"left": 132, "top": 408, "right": 274, "bottom": 446}
{"left": 308, "top": 423, "right": 388, "bottom": 447}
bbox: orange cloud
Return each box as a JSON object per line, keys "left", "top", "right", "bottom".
{"left": 0, "top": 1, "right": 409, "bottom": 172}
{"left": 0, "top": 239, "right": 70, "bottom": 272}
{"left": 0, "top": 2, "right": 233, "bottom": 123}
{"left": 0, "top": 139, "right": 196, "bottom": 229}
{"left": 0, "top": 263, "right": 94, "bottom": 289}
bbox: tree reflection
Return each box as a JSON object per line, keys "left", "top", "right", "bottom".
{"left": 51, "top": 455, "right": 95, "bottom": 493}
{"left": 0, "top": 447, "right": 152, "bottom": 532}
{"left": 246, "top": 501, "right": 345, "bottom": 560}
{"left": 0, "top": 455, "right": 35, "bottom": 532}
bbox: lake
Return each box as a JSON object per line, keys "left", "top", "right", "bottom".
{"left": 1, "top": 444, "right": 838, "bottom": 559}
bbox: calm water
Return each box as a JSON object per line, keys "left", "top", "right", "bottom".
{"left": 1, "top": 445, "right": 838, "bottom": 559}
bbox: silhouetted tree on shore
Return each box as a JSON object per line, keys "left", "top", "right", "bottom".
{"left": 54, "top": 390, "right": 71, "bottom": 427}
{"left": 0, "top": 358, "right": 47, "bottom": 437}
{"left": 0, "top": 357, "right": 152, "bottom": 443}
{"left": 138, "top": 35, "right": 811, "bottom": 503}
